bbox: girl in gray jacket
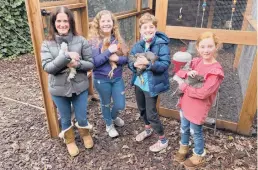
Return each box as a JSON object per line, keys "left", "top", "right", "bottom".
{"left": 41, "top": 6, "right": 94, "bottom": 157}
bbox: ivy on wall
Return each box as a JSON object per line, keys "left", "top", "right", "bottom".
{"left": 0, "top": 0, "right": 32, "bottom": 58}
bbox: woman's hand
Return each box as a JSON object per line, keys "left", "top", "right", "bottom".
{"left": 108, "top": 44, "right": 118, "bottom": 53}
{"left": 109, "top": 54, "right": 119, "bottom": 62}
{"left": 67, "top": 52, "right": 80, "bottom": 61}
{"left": 187, "top": 70, "right": 198, "bottom": 78}
{"left": 67, "top": 59, "right": 79, "bottom": 68}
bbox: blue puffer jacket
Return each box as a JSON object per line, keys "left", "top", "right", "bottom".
{"left": 128, "top": 31, "right": 171, "bottom": 97}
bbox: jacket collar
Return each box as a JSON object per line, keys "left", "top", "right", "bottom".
{"left": 139, "top": 35, "right": 157, "bottom": 49}
{"left": 55, "top": 32, "right": 73, "bottom": 44}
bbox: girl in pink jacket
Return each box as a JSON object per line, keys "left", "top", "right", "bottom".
{"left": 173, "top": 32, "right": 224, "bottom": 169}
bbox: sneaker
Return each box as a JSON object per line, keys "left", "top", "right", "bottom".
{"left": 135, "top": 129, "right": 153, "bottom": 142}
{"left": 149, "top": 139, "right": 168, "bottom": 152}
{"left": 113, "top": 117, "right": 124, "bottom": 127}
{"left": 106, "top": 124, "right": 119, "bottom": 138}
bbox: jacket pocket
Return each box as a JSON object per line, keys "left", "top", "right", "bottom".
{"left": 52, "top": 73, "right": 67, "bottom": 86}
{"left": 74, "top": 72, "right": 88, "bottom": 83}
{"left": 154, "top": 82, "right": 165, "bottom": 93}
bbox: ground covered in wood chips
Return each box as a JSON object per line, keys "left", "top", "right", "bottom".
{"left": 0, "top": 54, "right": 256, "bottom": 170}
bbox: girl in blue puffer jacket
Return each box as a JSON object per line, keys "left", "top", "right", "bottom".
{"left": 128, "top": 13, "right": 171, "bottom": 152}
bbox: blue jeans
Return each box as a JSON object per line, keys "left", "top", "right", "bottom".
{"left": 180, "top": 110, "right": 204, "bottom": 155}
{"left": 94, "top": 77, "right": 125, "bottom": 126}
{"left": 51, "top": 90, "right": 89, "bottom": 131}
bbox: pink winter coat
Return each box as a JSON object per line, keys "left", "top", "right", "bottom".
{"left": 176, "top": 57, "right": 224, "bottom": 125}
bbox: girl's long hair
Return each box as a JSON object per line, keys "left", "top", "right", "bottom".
{"left": 88, "top": 10, "right": 124, "bottom": 45}
{"left": 47, "top": 6, "right": 78, "bottom": 40}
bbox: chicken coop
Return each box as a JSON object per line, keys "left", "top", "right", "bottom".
{"left": 25, "top": 0, "right": 257, "bottom": 137}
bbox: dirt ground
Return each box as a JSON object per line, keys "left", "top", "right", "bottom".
{"left": 0, "top": 53, "right": 256, "bottom": 170}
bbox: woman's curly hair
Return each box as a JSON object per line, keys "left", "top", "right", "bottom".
{"left": 88, "top": 10, "right": 124, "bottom": 45}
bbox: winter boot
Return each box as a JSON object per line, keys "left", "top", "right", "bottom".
{"left": 174, "top": 143, "right": 190, "bottom": 163}
{"left": 75, "top": 122, "right": 94, "bottom": 149}
{"left": 184, "top": 149, "right": 206, "bottom": 169}
{"left": 59, "top": 126, "right": 79, "bottom": 157}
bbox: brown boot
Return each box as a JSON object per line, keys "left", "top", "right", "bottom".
{"left": 59, "top": 126, "right": 79, "bottom": 157}
{"left": 184, "top": 149, "right": 206, "bottom": 169}
{"left": 174, "top": 143, "right": 189, "bottom": 163}
{"left": 75, "top": 122, "right": 94, "bottom": 149}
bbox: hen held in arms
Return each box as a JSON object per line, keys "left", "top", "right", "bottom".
{"left": 102, "top": 37, "right": 129, "bottom": 79}
{"left": 129, "top": 51, "right": 158, "bottom": 84}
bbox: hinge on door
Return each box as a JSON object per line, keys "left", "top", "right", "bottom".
{"left": 41, "top": 9, "right": 51, "bottom": 16}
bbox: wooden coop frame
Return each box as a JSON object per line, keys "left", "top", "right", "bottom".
{"left": 152, "top": 0, "right": 257, "bottom": 136}
{"left": 25, "top": 0, "right": 154, "bottom": 138}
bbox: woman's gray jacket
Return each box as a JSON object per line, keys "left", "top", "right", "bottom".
{"left": 41, "top": 33, "right": 93, "bottom": 97}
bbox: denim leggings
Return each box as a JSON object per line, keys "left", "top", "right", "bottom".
{"left": 51, "top": 90, "right": 89, "bottom": 131}
{"left": 180, "top": 110, "right": 204, "bottom": 155}
{"left": 94, "top": 77, "right": 125, "bottom": 126}
{"left": 135, "top": 86, "right": 164, "bottom": 136}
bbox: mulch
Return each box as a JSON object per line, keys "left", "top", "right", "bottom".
{"left": 0, "top": 51, "right": 256, "bottom": 170}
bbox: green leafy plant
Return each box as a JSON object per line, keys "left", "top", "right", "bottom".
{"left": 0, "top": 0, "right": 32, "bottom": 58}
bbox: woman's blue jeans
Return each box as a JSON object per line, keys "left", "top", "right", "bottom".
{"left": 180, "top": 110, "right": 204, "bottom": 155}
{"left": 51, "top": 90, "right": 89, "bottom": 131}
{"left": 94, "top": 77, "right": 125, "bottom": 126}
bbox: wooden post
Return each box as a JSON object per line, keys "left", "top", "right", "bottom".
{"left": 155, "top": 0, "right": 168, "bottom": 32}
{"left": 154, "top": 0, "right": 168, "bottom": 113}
{"left": 207, "top": 0, "right": 215, "bottom": 28}
{"left": 148, "top": 0, "right": 153, "bottom": 9}
{"left": 79, "top": 0, "right": 95, "bottom": 97}
{"left": 73, "top": 10, "right": 82, "bottom": 34}
{"left": 233, "top": 0, "right": 253, "bottom": 68}
{"left": 25, "top": 0, "right": 60, "bottom": 138}
{"left": 80, "top": 0, "right": 89, "bottom": 38}
{"left": 237, "top": 54, "right": 257, "bottom": 135}
{"left": 135, "top": 0, "right": 142, "bottom": 41}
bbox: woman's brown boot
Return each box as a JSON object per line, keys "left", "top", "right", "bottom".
{"left": 59, "top": 126, "right": 79, "bottom": 157}
{"left": 184, "top": 149, "right": 206, "bottom": 169}
{"left": 174, "top": 143, "right": 189, "bottom": 163}
{"left": 75, "top": 122, "right": 94, "bottom": 149}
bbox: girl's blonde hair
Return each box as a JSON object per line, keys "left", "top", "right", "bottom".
{"left": 196, "top": 32, "right": 220, "bottom": 49}
{"left": 88, "top": 10, "right": 123, "bottom": 44}
{"left": 139, "top": 13, "right": 158, "bottom": 28}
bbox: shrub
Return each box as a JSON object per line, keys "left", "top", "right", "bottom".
{"left": 0, "top": 0, "right": 32, "bottom": 58}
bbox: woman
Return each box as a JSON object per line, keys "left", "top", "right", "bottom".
{"left": 41, "top": 6, "right": 94, "bottom": 157}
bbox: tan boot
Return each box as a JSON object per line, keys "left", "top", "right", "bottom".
{"left": 184, "top": 149, "right": 206, "bottom": 169}
{"left": 174, "top": 143, "right": 189, "bottom": 163}
{"left": 75, "top": 122, "right": 94, "bottom": 149}
{"left": 59, "top": 126, "right": 79, "bottom": 157}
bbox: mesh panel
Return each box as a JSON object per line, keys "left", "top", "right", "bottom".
{"left": 142, "top": 0, "right": 149, "bottom": 8}
{"left": 119, "top": 17, "right": 136, "bottom": 44}
{"left": 167, "top": 0, "right": 248, "bottom": 30}
{"left": 87, "top": 0, "right": 136, "bottom": 18}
